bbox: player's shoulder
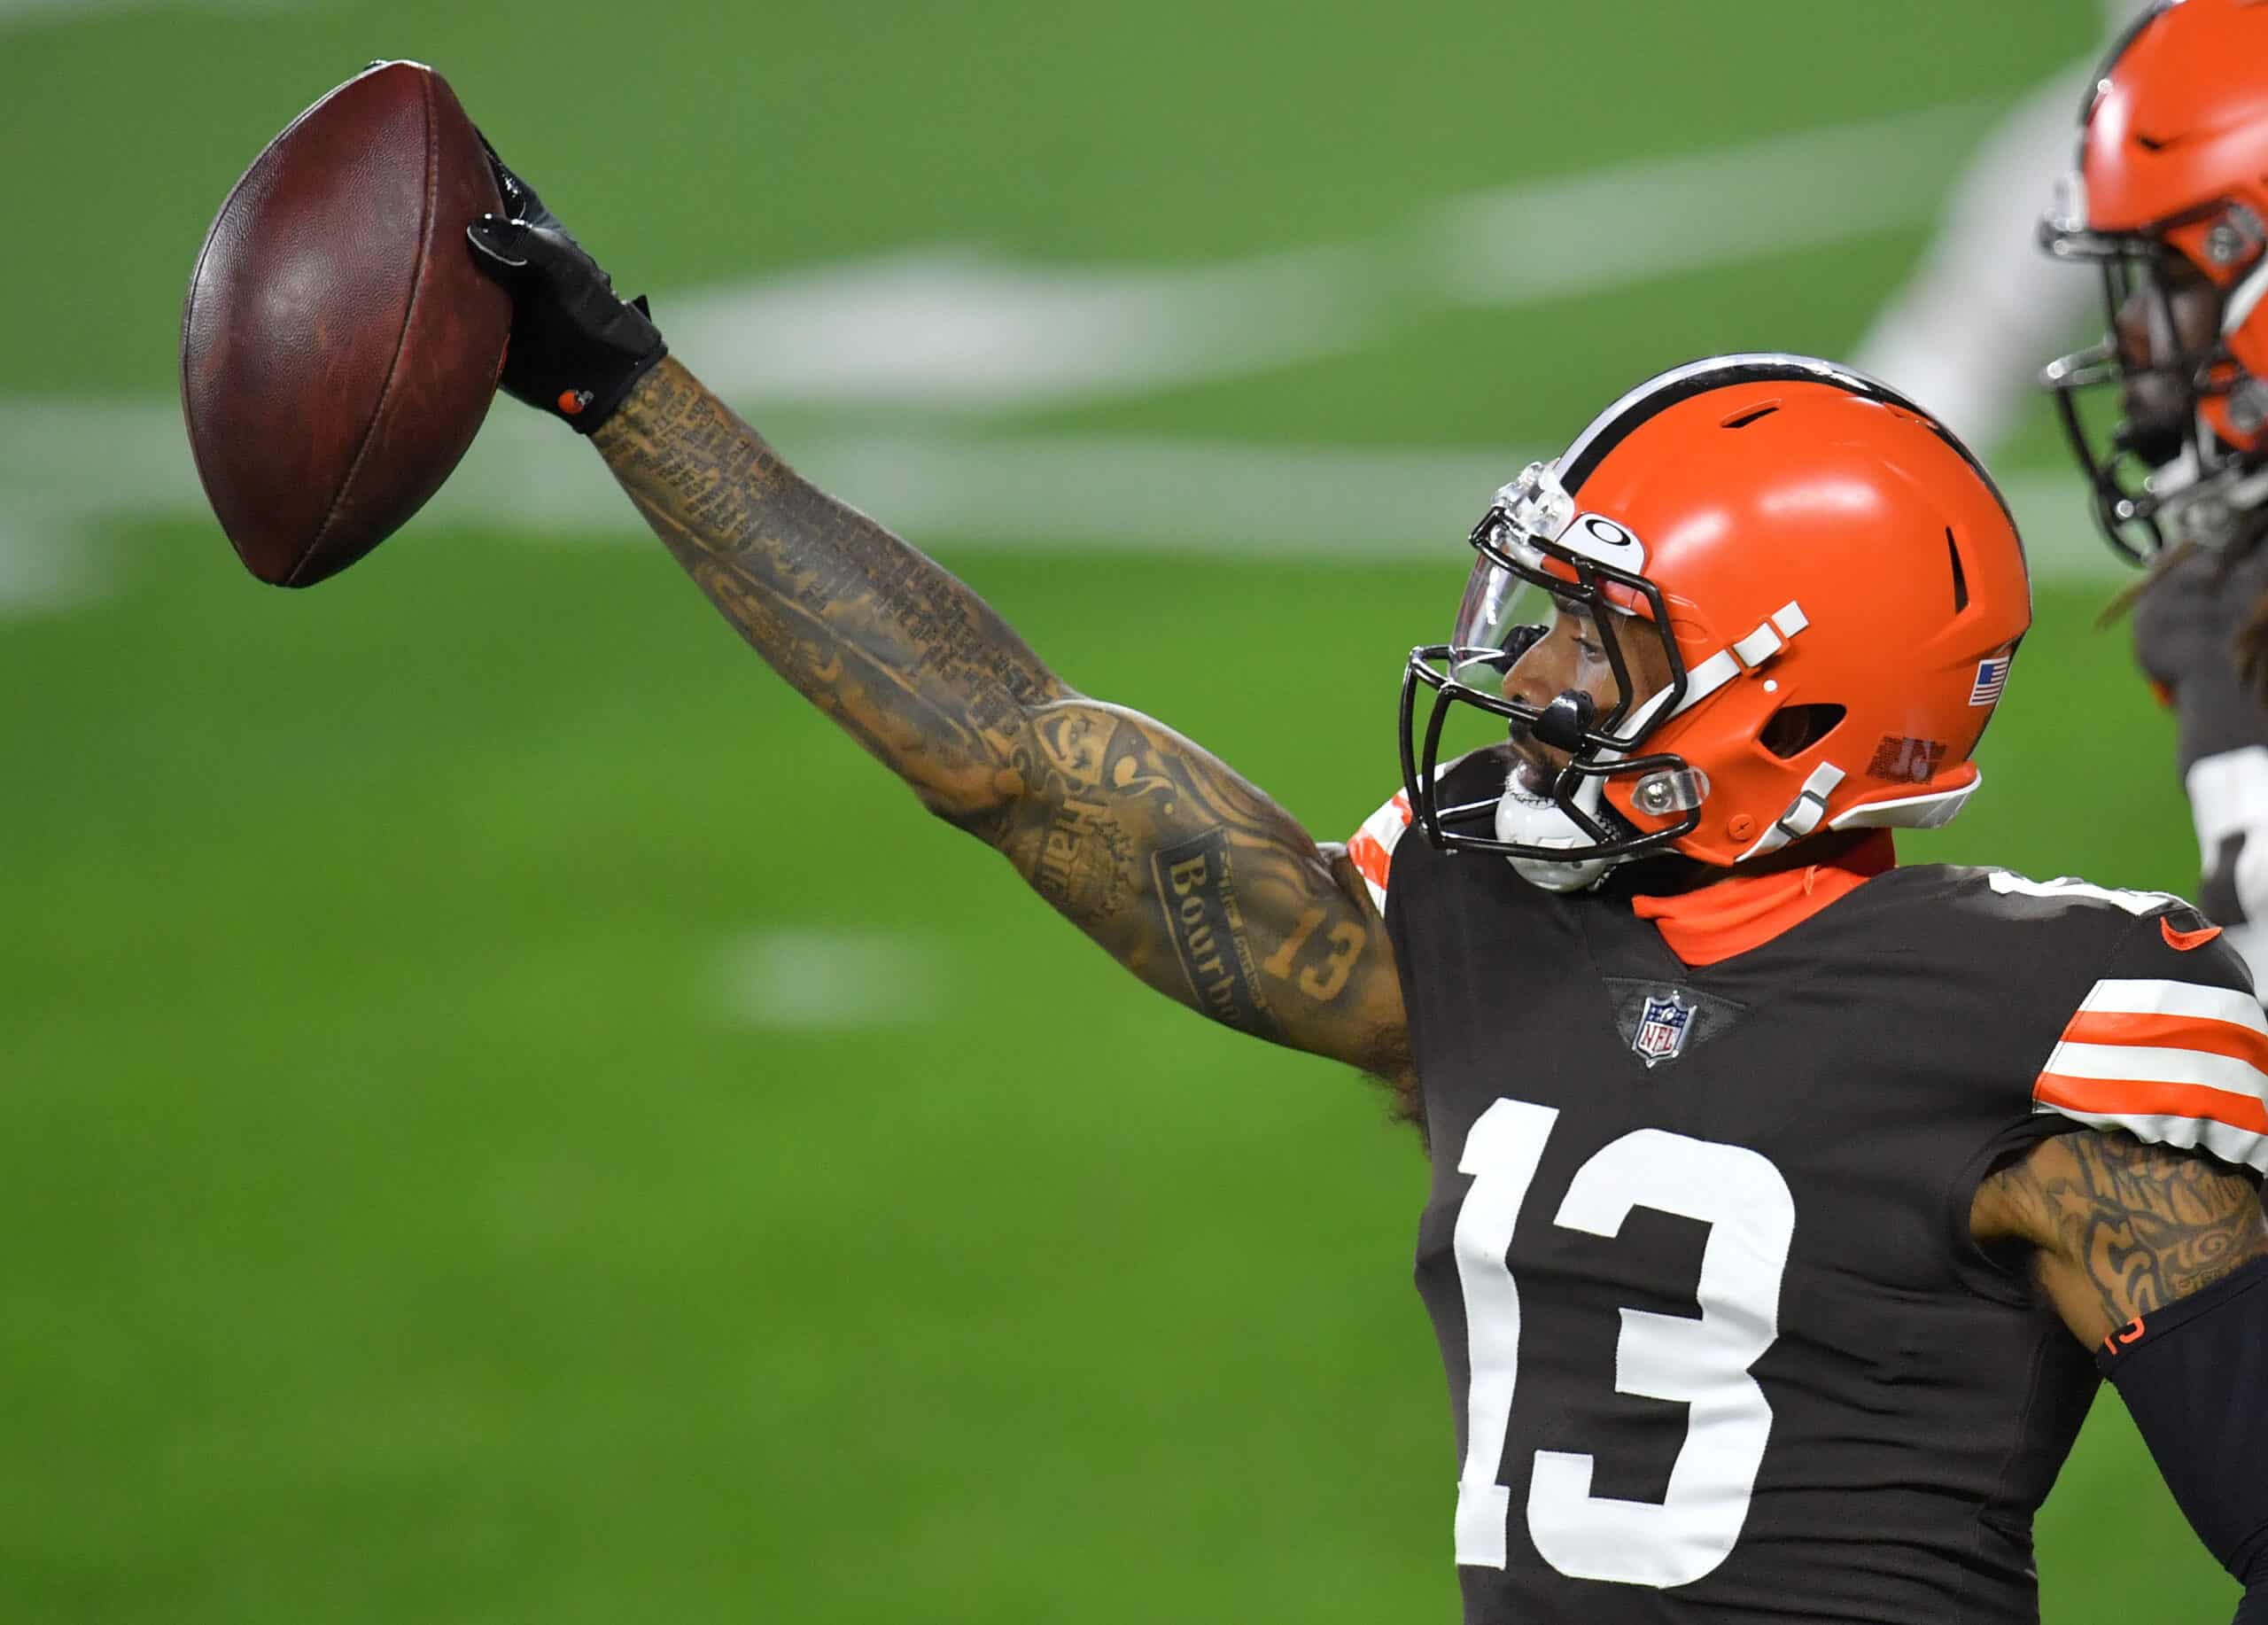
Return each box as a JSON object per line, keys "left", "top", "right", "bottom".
{"left": 1871, "top": 862, "right": 2218, "bottom": 943}
{"left": 1873, "top": 861, "right": 2256, "bottom": 984}
{"left": 1346, "top": 747, "right": 1511, "bottom": 916}
{"left": 1883, "top": 867, "right": 2268, "bottom": 1170}
{"left": 1798, "top": 861, "right": 2255, "bottom": 1011}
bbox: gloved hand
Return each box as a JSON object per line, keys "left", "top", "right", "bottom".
{"left": 464, "top": 136, "right": 667, "bottom": 433}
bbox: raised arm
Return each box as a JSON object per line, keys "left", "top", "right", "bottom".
{"left": 593, "top": 362, "right": 1407, "bottom": 1081}
{"left": 462, "top": 176, "right": 1408, "bottom": 1088}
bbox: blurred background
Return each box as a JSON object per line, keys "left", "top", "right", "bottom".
{"left": 0, "top": 0, "right": 2231, "bottom": 1619}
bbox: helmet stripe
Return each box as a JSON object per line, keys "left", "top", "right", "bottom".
{"left": 2080, "top": 1, "right": 2177, "bottom": 129}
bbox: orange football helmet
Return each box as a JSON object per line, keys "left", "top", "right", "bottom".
{"left": 1401, "top": 355, "right": 2031, "bottom": 890}
{"left": 2040, "top": 0, "right": 2268, "bottom": 561}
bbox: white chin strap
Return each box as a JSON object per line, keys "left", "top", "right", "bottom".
{"left": 1495, "top": 781, "right": 1616, "bottom": 893}
{"left": 1495, "top": 688, "right": 1677, "bottom": 893}
{"left": 2154, "top": 439, "right": 2268, "bottom": 548}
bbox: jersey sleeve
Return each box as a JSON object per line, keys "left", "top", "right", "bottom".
{"left": 2029, "top": 906, "right": 2268, "bottom": 1172}
{"left": 1346, "top": 789, "right": 1413, "bottom": 917}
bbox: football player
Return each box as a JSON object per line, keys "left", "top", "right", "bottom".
{"left": 1853, "top": 0, "right": 2146, "bottom": 455}
{"left": 2039, "top": 0, "right": 2268, "bottom": 985}
{"left": 460, "top": 149, "right": 2268, "bottom": 1622}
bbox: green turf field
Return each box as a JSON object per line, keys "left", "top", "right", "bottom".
{"left": 0, "top": 1, "right": 2243, "bottom": 1620}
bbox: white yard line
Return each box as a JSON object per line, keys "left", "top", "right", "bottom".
{"left": 0, "top": 509, "right": 104, "bottom": 614}
{"left": 433, "top": 413, "right": 1520, "bottom": 554}
{"left": 0, "top": 88, "right": 2097, "bottom": 613}
{"left": 1433, "top": 99, "right": 1998, "bottom": 307}
{"left": 711, "top": 928, "right": 947, "bottom": 1030}
{"left": 664, "top": 243, "right": 1371, "bottom": 411}
{"left": 483, "top": 405, "right": 2164, "bottom": 582}
{"left": 662, "top": 98, "right": 2000, "bottom": 413}
{"left": 0, "top": 390, "right": 2115, "bottom": 597}
{"left": 0, "top": 397, "right": 189, "bottom": 612}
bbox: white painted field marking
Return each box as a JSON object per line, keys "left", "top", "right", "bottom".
{"left": 0, "top": 511, "right": 103, "bottom": 613}
{"left": 400, "top": 407, "right": 2126, "bottom": 580}
{"left": 0, "top": 397, "right": 192, "bottom": 612}
{"left": 1434, "top": 99, "right": 1997, "bottom": 306}
{"left": 0, "top": 392, "right": 2116, "bottom": 595}
{"left": 712, "top": 929, "right": 946, "bottom": 1030}
{"left": 431, "top": 413, "right": 1520, "bottom": 554}
{"left": 0, "top": 71, "right": 2100, "bottom": 611}
{"left": 665, "top": 244, "right": 1371, "bottom": 411}
{"left": 663, "top": 98, "right": 1999, "bottom": 412}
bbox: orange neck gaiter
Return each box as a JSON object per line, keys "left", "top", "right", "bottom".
{"left": 1630, "top": 832, "right": 1897, "bottom": 968}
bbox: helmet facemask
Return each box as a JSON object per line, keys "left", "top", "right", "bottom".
{"left": 1399, "top": 462, "right": 1708, "bottom": 892}
{"left": 2041, "top": 179, "right": 2268, "bottom": 561}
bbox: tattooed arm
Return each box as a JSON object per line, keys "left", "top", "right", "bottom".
{"left": 593, "top": 359, "right": 1410, "bottom": 1085}
{"left": 1977, "top": 1131, "right": 2268, "bottom": 1616}
{"left": 1971, "top": 1129, "right": 2268, "bottom": 1345}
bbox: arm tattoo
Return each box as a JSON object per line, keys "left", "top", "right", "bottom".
{"left": 594, "top": 362, "right": 1411, "bottom": 1088}
{"left": 991, "top": 696, "right": 1410, "bottom": 1085}
{"left": 597, "top": 360, "right": 1062, "bottom": 828}
{"left": 1979, "top": 1130, "right": 2268, "bottom": 1341}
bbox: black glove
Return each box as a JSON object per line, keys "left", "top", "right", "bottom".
{"left": 464, "top": 137, "right": 667, "bottom": 433}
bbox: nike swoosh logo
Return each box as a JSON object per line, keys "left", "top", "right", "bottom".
{"left": 2163, "top": 917, "right": 2225, "bottom": 952}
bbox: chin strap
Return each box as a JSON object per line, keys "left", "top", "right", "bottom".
{"left": 1495, "top": 764, "right": 1621, "bottom": 893}
{"left": 1736, "top": 763, "right": 1848, "bottom": 862}
{"left": 1495, "top": 680, "right": 1688, "bottom": 893}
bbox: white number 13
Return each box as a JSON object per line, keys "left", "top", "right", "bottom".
{"left": 1452, "top": 1099, "right": 1796, "bottom": 1589}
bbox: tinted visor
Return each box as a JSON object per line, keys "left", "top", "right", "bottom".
{"left": 1449, "top": 503, "right": 1676, "bottom": 750}
{"left": 1397, "top": 462, "right": 1703, "bottom": 866}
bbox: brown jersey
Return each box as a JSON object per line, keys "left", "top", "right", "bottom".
{"left": 1353, "top": 749, "right": 2268, "bottom": 1624}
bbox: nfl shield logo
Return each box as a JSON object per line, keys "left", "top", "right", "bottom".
{"left": 1632, "top": 991, "right": 1694, "bottom": 1068}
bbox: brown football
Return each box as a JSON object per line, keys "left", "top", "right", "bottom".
{"left": 182, "top": 61, "right": 511, "bottom": 587}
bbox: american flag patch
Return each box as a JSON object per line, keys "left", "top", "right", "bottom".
{"left": 1969, "top": 656, "right": 2011, "bottom": 706}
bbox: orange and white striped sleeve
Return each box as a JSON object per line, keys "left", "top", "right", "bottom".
{"left": 1345, "top": 789, "right": 1414, "bottom": 917}
{"left": 2031, "top": 943, "right": 2268, "bottom": 1172}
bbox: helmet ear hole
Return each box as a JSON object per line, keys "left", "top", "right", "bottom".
{"left": 1759, "top": 703, "right": 1847, "bottom": 759}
